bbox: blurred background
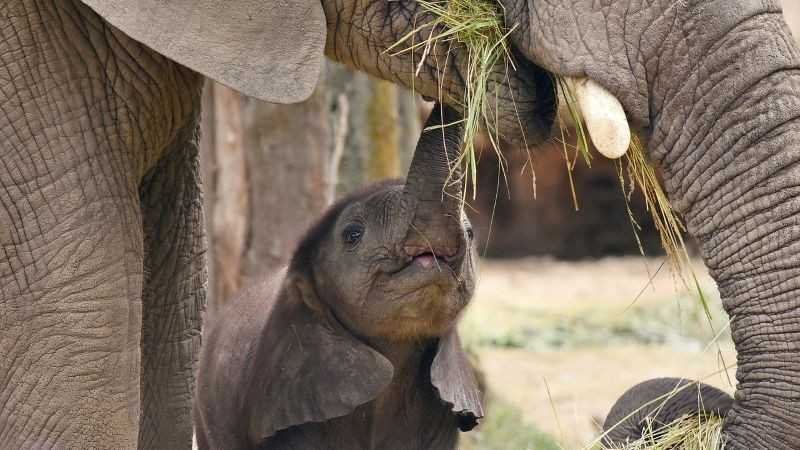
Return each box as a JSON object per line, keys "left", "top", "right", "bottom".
{"left": 198, "top": 4, "right": 800, "bottom": 449}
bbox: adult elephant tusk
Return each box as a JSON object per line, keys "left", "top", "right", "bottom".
{"left": 563, "top": 77, "right": 631, "bottom": 159}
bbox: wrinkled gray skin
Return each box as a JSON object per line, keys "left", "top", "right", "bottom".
{"left": 1, "top": 0, "right": 799, "bottom": 449}
{"left": 490, "top": 2, "right": 800, "bottom": 448}
{"left": 195, "top": 105, "right": 482, "bottom": 450}
{"left": 602, "top": 378, "right": 733, "bottom": 446}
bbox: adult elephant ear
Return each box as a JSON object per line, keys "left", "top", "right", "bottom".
{"left": 431, "top": 329, "right": 485, "bottom": 431}
{"left": 244, "top": 274, "right": 394, "bottom": 445}
{"left": 79, "top": 0, "right": 326, "bottom": 103}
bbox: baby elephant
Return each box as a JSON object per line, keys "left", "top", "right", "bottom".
{"left": 194, "top": 105, "right": 483, "bottom": 450}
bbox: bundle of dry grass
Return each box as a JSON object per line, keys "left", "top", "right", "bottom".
{"left": 388, "top": 0, "right": 514, "bottom": 200}
{"left": 599, "top": 415, "right": 725, "bottom": 450}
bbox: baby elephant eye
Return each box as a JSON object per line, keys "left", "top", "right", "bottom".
{"left": 342, "top": 224, "right": 364, "bottom": 246}
{"left": 466, "top": 226, "right": 474, "bottom": 240}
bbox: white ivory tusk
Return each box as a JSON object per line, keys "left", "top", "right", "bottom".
{"left": 564, "top": 77, "right": 631, "bottom": 159}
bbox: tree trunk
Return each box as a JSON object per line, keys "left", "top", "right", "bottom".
{"left": 201, "top": 62, "right": 419, "bottom": 309}
{"left": 326, "top": 64, "right": 420, "bottom": 194}
{"left": 200, "top": 83, "right": 248, "bottom": 308}
{"left": 239, "top": 81, "right": 331, "bottom": 281}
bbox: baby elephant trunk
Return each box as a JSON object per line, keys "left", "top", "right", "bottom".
{"left": 403, "top": 104, "right": 466, "bottom": 259}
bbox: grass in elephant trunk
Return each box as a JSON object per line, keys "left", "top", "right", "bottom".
{"left": 387, "top": 0, "right": 516, "bottom": 201}
{"left": 596, "top": 415, "right": 725, "bottom": 450}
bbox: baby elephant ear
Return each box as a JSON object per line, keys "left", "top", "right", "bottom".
{"left": 430, "top": 329, "right": 485, "bottom": 431}
{"left": 246, "top": 275, "right": 394, "bottom": 444}
{"left": 79, "top": 0, "right": 326, "bottom": 104}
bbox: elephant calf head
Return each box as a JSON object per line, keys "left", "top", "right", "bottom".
{"left": 194, "top": 105, "right": 482, "bottom": 450}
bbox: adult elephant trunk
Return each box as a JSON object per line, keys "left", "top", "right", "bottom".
{"left": 501, "top": 1, "right": 800, "bottom": 447}
{"left": 403, "top": 104, "right": 466, "bottom": 257}
{"left": 615, "top": 3, "right": 800, "bottom": 448}
{"left": 648, "top": 7, "right": 800, "bottom": 449}
{"left": 322, "top": 1, "right": 556, "bottom": 147}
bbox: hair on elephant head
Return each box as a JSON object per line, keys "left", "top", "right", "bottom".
{"left": 601, "top": 378, "right": 733, "bottom": 447}
{"left": 194, "top": 104, "right": 482, "bottom": 450}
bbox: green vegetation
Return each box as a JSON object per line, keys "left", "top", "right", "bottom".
{"left": 461, "top": 291, "right": 728, "bottom": 353}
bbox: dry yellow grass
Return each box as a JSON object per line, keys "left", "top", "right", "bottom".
{"left": 599, "top": 415, "right": 724, "bottom": 450}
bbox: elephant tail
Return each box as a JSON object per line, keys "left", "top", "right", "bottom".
{"left": 601, "top": 377, "right": 733, "bottom": 447}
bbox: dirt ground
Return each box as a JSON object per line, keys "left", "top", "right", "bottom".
{"left": 460, "top": 257, "right": 737, "bottom": 449}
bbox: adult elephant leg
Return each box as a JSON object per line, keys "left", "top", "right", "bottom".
{"left": 138, "top": 123, "right": 206, "bottom": 450}
{"left": 0, "top": 3, "right": 149, "bottom": 448}
{"left": 0, "top": 83, "right": 145, "bottom": 449}
{"left": 0, "top": 163, "right": 144, "bottom": 450}
{"left": 0, "top": 1, "right": 204, "bottom": 447}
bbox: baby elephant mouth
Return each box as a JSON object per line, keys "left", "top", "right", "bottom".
{"left": 411, "top": 252, "right": 445, "bottom": 269}
{"left": 403, "top": 245, "right": 460, "bottom": 272}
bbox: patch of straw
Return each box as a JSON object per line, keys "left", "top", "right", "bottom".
{"left": 599, "top": 415, "right": 725, "bottom": 450}
{"left": 387, "top": 0, "right": 516, "bottom": 200}
{"left": 587, "top": 370, "right": 733, "bottom": 450}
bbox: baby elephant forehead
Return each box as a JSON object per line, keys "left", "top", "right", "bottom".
{"left": 358, "top": 184, "right": 407, "bottom": 222}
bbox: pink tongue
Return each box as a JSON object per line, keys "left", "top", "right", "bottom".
{"left": 414, "top": 255, "right": 436, "bottom": 269}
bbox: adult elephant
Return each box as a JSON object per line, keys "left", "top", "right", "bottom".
{"left": 0, "top": 1, "right": 798, "bottom": 450}
{"left": 495, "top": 1, "right": 800, "bottom": 448}
{"left": 0, "top": 1, "right": 550, "bottom": 449}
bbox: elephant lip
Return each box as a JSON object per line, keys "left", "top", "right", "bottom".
{"left": 382, "top": 246, "right": 460, "bottom": 281}
{"left": 392, "top": 251, "right": 455, "bottom": 276}
{"left": 385, "top": 262, "right": 458, "bottom": 305}
{"left": 411, "top": 252, "right": 446, "bottom": 269}
{"left": 392, "top": 253, "right": 457, "bottom": 286}
{"left": 402, "top": 244, "right": 460, "bottom": 271}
